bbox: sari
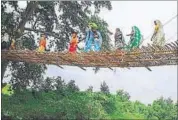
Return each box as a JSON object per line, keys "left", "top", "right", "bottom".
{"left": 10, "top": 39, "right": 16, "bottom": 50}
{"left": 114, "top": 29, "right": 125, "bottom": 49}
{"left": 69, "top": 34, "right": 78, "bottom": 53}
{"left": 151, "top": 20, "right": 165, "bottom": 46}
{"left": 128, "top": 26, "right": 142, "bottom": 50}
{"left": 84, "top": 30, "right": 102, "bottom": 52}
{"left": 37, "top": 37, "right": 46, "bottom": 53}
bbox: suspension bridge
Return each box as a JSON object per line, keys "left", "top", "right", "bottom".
{"left": 1, "top": 40, "right": 178, "bottom": 71}
{"left": 1, "top": 15, "right": 177, "bottom": 71}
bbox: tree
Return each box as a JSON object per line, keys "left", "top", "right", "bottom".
{"left": 54, "top": 76, "right": 65, "bottom": 91}
{"left": 133, "top": 100, "right": 147, "bottom": 115}
{"left": 116, "top": 89, "right": 130, "bottom": 101}
{"left": 66, "top": 80, "right": 79, "bottom": 93}
{"left": 148, "top": 97, "right": 177, "bottom": 120}
{"left": 1, "top": 1, "right": 112, "bottom": 88}
{"left": 41, "top": 77, "right": 54, "bottom": 92}
{"left": 54, "top": 76, "right": 67, "bottom": 97}
{"left": 10, "top": 62, "right": 46, "bottom": 92}
{"left": 174, "top": 102, "right": 178, "bottom": 120}
{"left": 100, "top": 81, "right": 110, "bottom": 94}
{"left": 86, "top": 86, "right": 93, "bottom": 92}
{"left": 1, "top": 1, "right": 40, "bottom": 87}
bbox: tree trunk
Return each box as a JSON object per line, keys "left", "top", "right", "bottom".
{"left": 16, "top": 1, "right": 38, "bottom": 38}
{"left": 1, "top": 60, "right": 9, "bottom": 88}
{"left": 1, "top": 1, "right": 39, "bottom": 86}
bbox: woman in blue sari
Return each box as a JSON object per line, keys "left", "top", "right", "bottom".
{"left": 84, "top": 23, "right": 102, "bottom": 52}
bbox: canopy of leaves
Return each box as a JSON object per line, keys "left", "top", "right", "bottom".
{"left": 100, "top": 81, "right": 110, "bottom": 94}
{"left": 9, "top": 62, "right": 47, "bottom": 92}
{"left": 1, "top": 1, "right": 112, "bottom": 51}
{"left": 2, "top": 77, "right": 177, "bottom": 119}
{"left": 1, "top": 1, "right": 112, "bottom": 89}
{"left": 116, "top": 89, "right": 130, "bottom": 101}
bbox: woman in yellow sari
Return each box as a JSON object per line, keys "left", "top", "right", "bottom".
{"left": 9, "top": 39, "right": 16, "bottom": 50}
{"left": 151, "top": 20, "right": 165, "bottom": 46}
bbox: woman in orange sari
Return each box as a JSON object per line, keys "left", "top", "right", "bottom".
{"left": 37, "top": 34, "right": 47, "bottom": 53}
{"left": 69, "top": 31, "right": 78, "bottom": 53}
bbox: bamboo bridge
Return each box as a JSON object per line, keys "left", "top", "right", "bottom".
{"left": 1, "top": 40, "right": 178, "bottom": 71}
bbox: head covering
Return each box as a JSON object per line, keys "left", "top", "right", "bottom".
{"left": 132, "top": 26, "right": 141, "bottom": 40}
{"left": 155, "top": 20, "right": 163, "bottom": 29}
{"left": 152, "top": 20, "right": 165, "bottom": 46}
{"left": 88, "top": 22, "right": 98, "bottom": 29}
{"left": 41, "top": 33, "right": 48, "bottom": 39}
{"left": 132, "top": 26, "right": 140, "bottom": 32}
{"left": 116, "top": 28, "right": 120, "bottom": 32}
{"left": 71, "top": 30, "right": 78, "bottom": 39}
{"left": 72, "top": 30, "right": 77, "bottom": 34}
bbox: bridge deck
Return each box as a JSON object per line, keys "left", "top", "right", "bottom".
{"left": 1, "top": 41, "right": 178, "bottom": 69}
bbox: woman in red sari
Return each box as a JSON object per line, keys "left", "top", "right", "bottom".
{"left": 69, "top": 31, "right": 78, "bottom": 53}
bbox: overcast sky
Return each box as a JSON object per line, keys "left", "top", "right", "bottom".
{"left": 5, "top": 1, "right": 178, "bottom": 104}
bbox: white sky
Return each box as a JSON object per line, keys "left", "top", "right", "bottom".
{"left": 3, "top": 1, "right": 178, "bottom": 104}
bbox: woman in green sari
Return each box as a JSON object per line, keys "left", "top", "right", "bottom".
{"left": 126, "top": 26, "right": 142, "bottom": 50}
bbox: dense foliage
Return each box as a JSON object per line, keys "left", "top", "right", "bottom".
{"left": 2, "top": 77, "right": 177, "bottom": 120}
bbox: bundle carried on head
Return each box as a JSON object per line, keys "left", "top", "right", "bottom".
{"left": 88, "top": 22, "right": 98, "bottom": 29}
{"left": 155, "top": 20, "right": 163, "bottom": 28}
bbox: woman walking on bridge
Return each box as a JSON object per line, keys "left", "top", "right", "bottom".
{"left": 151, "top": 20, "right": 165, "bottom": 46}
{"left": 114, "top": 28, "right": 125, "bottom": 50}
{"left": 126, "top": 26, "right": 142, "bottom": 51}
{"left": 84, "top": 23, "right": 102, "bottom": 52}
{"left": 69, "top": 31, "right": 78, "bottom": 53}
{"left": 37, "top": 34, "right": 47, "bottom": 53}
